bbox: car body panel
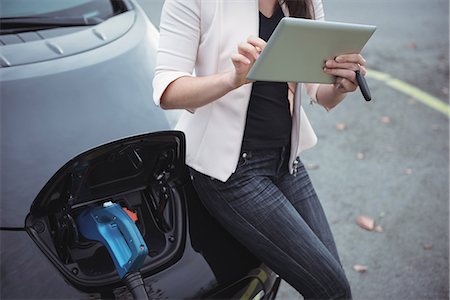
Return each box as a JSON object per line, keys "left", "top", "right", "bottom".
{"left": 0, "top": 230, "right": 85, "bottom": 298}
{"left": 1, "top": 5, "right": 167, "bottom": 228}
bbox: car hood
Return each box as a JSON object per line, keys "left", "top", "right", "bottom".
{"left": 0, "top": 9, "right": 135, "bottom": 67}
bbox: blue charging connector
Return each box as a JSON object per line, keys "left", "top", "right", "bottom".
{"left": 77, "top": 202, "right": 148, "bottom": 279}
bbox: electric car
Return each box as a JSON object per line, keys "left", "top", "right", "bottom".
{"left": 0, "top": 0, "right": 280, "bottom": 299}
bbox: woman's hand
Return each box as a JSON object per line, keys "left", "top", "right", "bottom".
{"left": 159, "top": 35, "right": 266, "bottom": 109}
{"left": 315, "top": 53, "right": 367, "bottom": 110}
{"left": 323, "top": 54, "right": 367, "bottom": 94}
{"left": 228, "top": 36, "right": 267, "bottom": 89}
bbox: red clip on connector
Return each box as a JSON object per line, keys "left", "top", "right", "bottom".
{"left": 122, "top": 207, "right": 138, "bottom": 222}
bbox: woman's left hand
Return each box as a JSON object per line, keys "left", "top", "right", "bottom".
{"left": 323, "top": 54, "right": 367, "bottom": 94}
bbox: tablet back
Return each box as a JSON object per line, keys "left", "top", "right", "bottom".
{"left": 246, "top": 18, "right": 376, "bottom": 83}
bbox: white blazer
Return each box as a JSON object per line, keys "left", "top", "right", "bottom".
{"left": 153, "top": 0, "right": 326, "bottom": 182}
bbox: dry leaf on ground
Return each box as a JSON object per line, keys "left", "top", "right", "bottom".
{"left": 407, "top": 42, "right": 417, "bottom": 49}
{"left": 335, "top": 122, "right": 347, "bottom": 131}
{"left": 353, "top": 264, "right": 368, "bottom": 273}
{"left": 422, "top": 243, "right": 433, "bottom": 250}
{"left": 381, "top": 116, "right": 391, "bottom": 124}
{"left": 356, "top": 215, "right": 375, "bottom": 231}
{"left": 305, "top": 163, "right": 320, "bottom": 170}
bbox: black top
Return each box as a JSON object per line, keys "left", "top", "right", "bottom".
{"left": 241, "top": 4, "right": 291, "bottom": 150}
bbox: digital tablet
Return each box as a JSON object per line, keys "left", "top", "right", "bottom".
{"left": 246, "top": 18, "right": 376, "bottom": 83}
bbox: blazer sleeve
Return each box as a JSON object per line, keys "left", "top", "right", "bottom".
{"left": 304, "top": 0, "right": 327, "bottom": 109}
{"left": 312, "top": 0, "right": 325, "bottom": 21}
{"left": 152, "top": 0, "right": 201, "bottom": 106}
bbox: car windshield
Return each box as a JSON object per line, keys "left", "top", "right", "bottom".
{"left": 1, "top": 0, "right": 126, "bottom": 22}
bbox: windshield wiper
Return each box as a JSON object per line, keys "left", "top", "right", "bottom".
{"left": 0, "top": 16, "right": 104, "bottom": 35}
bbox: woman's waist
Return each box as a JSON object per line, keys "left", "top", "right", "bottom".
{"left": 240, "top": 144, "right": 290, "bottom": 160}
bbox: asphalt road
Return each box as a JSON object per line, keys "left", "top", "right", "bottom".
{"left": 138, "top": 0, "right": 449, "bottom": 299}
{"left": 277, "top": 1, "right": 449, "bottom": 299}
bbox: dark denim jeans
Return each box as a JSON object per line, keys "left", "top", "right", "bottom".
{"left": 189, "top": 147, "right": 352, "bottom": 300}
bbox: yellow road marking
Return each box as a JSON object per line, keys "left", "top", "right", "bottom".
{"left": 366, "top": 69, "right": 450, "bottom": 118}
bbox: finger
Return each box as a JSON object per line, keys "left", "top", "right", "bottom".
{"left": 334, "top": 77, "right": 344, "bottom": 90}
{"left": 335, "top": 54, "right": 366, "bottom": 66}
{"left": 247, "top": 35, "right": 267, "bottom": 53}
{"left": 338, "top": 78, "right": 357, "bottom": 92}
{"left": 324, "top": 67, "right": 357, "bottom": 85}
{"left": 325, "top": 60, "right": 361, "bottom": 71}
{"left": 359, "top": 65, "right": 367, "bottom": 76}
{"left": 325, "top": 60, "right": 367, "bottom": 77}
{"left": 237, "top": 42, "right": 259, "bottom": 61}
{"left": 231, "top": 53, "right": 251, "bottom": 66}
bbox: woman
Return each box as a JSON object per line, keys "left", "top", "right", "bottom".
{"left": 153, "top": 0, "right": 366, "bottom": 298}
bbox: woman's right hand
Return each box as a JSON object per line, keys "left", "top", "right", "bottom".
{"left": 229, "top": 36, "right": 267, "bottom": 89}
{"left": 159, "top": 36, "right": 266, "bottom": 110}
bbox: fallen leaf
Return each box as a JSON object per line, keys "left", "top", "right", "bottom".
{"left": 356, "top": 215, "right": 375, "bottom": 231}
{"left": 353, "top": 264, "right": 368, "bottom": 273}
{"left": 404, "top": 168, "right": 413, "bottom": 175}
{"left": 407, "top": 42, "right": 417, "bottom": 49}
{"left": 381, "top": 116, "right": 391, "bottom": 124}
{"left": 374, "top": 225, "right": 384, "bottom": 233}
{"left": 356, "top": 152, "right": 365, "bottom": 160}
{"left": 422, "top": 243, "right": 433, "bottom": 250}
{"left": 335, "top": 122, "right": 347, "bottom": 131}
{"left": 306, "top": 163, "right": 320, "bottom": 170}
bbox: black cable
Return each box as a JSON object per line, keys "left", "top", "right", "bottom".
{"left": 0, "top": 227, "right": 26, "bottom": 231}
{"left": 123, "top": 271, "right": 149, "bottom": 300}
